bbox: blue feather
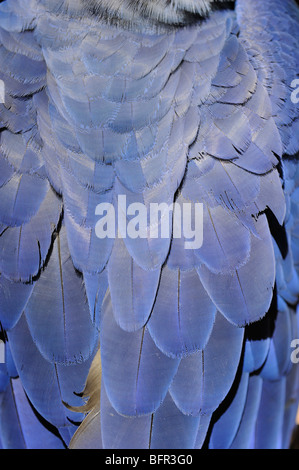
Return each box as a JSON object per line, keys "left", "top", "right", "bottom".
{"left": 7, "top": 312, "right": 94, "bottom": 438}
{"left": 254, "top": 378, "right": 286, "bottom": 449}
{"left": 0, "top": 380, "right": 26, "bottom": 449}
{"left": 0, "top": 186, "right": 62, "bottom": 281}
{"left": 169, "top": 312, "right": 244, "bottom": 416}
{"left": 0, "top": 0, "right": 299, "bottom": 450}
{"left": 230, "top": 375, "right": 263, "bottom": 449}
{"left": 25, "top": 224, "right": 98, "bottom": 365}
{"left": 209, "top": 372, "right": 249, "bottom": 449}
{"left": 148, "top": 267, "right": 216, "bottom": 358}
{"left": 83, "top": 270, "right": 108, "bottom": 327}
{"left": 0, "top": 0, "right": 36, "bottom": 33}
{"left": 100, "top": 293, "right": 180, "bottom": 415}
{"left": 0, "top": 274, "right": 34, "bottom": 329}
{"left": 197, "top": 214, "right": 275, "bottom": 326}
{"left": 0, "top": 172, "right": 49, "bottom": 227}
{"left": 100, "top": 382, "right": 151, "bottom": 449}
{"left": 150, "top": 393, "right": 200, "bottom": 449}
{"left": 108, "top": 236, "right": 160, "bottom": 331}
{"left": 243, "top": 339, "right": 270, "bottom": 374}
{"left": 7, "top": 379, "right": 66, "bottom": 449}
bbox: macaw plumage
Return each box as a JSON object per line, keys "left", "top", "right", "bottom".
{"left": 0, "top": 0, "right": 299, "bottom": 449}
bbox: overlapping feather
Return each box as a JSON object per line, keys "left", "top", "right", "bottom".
{"left": 0, "top": 0, "right": 298, "bottom": 450}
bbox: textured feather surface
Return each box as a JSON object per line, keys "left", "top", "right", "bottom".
{"left": 236, "top": 0, "right": 299, "bottom": 156}
{"left": 7, "top": 313, "right": 93, "bottom": 433}
{"left": 108, "top": 236, "right": 161, "bottom": 331}
{"left": 147, "top": 267, "right": 216, "bottom": 358}
{"left": 198, "top": 214, "right": 276, "bottom": 326}
{"left": 0, "top": 0, "right": 299, "bottom": 451}
{"left": 169, "top": 312, "right": 244, "bottom": 416}
{"left": 100, "top": 293, "right": 180, "bottom": 416}
{"left": 25, "top": 224, "right": 98, "bottom": 365}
